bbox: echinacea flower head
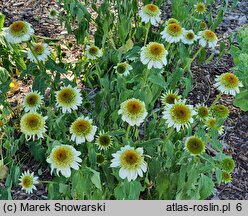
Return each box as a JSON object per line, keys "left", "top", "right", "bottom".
{"left": 70, "top": 116, "right": 97, "bottom": 145}
{"left": 185, "top": 136, "right": 205, "bottom": 155}
{"left": 27, "top": 43, "right": 50, "bottom": 63}
{"left": 165, "top": 18, "right": 179, "bottom": 26}
{"left": 222, "top": 171, "right": 232, "bottom": 184}
{"left": 195, "top": 104, "right": 209, "bottom": 121}
{"left": 95, "top": 131, "right": 113, "bottom": 150}
{"left": 46, "top": 145, "right": 82, "bottom": 178}
{"left": 200, "top": 21, "right": 207, "bottom": 29}
{"left": 161, "top": 23, "right": 185, "bottom": 43}
{"left": 163, "top": 100, "right": 196, "bottom": 132}
{"left": 19, "top": 170, "right": 39, "bottom": 194}
{"left": 161, "top": 90, "right": 181, "bottom": 105}
{"left": 118, "top": 98, "right": 148, "bottom": 126}
{"left": 96, "top": 153, "right": 106, "bottom": 166}
{"left": 195, "top": 2, "right": 206, "bottom": 14}
{"left": 139, "top": 3, "right": 161, "bottom": 26}
{"left": 214, "top": 72, "right": 243, "bottom": 96}
{"left": 85, "top": 45, "right": 103, "bottom": 60}
{"left": 114, "top": 62, "right": 133, "bottom": 77}
{"left": 182, "top": 30, "right": 197, "bottom": 45}
{"left": 212, "top": 104, "right": 229, "bottom": 119}
{"left": 198, "top": 30, "right": 218, "bottom": 48}
{"left": 22, "top": 91, "right": 43, "bottom": 112}
{"left": 55, "top": 85, "right": 82, "bottom": 113}
{"left": 140, "top": 42, "right": 168, "bottom": 69}
{"left": 5, "top": 21, "right": 34, "bottom": 44}
{"left": 222, "top": 157, "right": 235, "bottom": 172}
{"left": 49, "top": 7, "right": 58, "bottom": 19}
{"left": 110, "top": 145, "right": 147, "bottom": 182}
{"left": 20, "top": 112, "right": 47, "bottom": 140}
{"left": 205, "top": 117, "right": 224, "bottom": 135}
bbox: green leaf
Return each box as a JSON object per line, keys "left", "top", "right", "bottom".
{"left": 218, "top": 40, "right": 226, "bottom": 60}
{"left": 114, "top": 181, "right": 144, "bottom": 200}
{"left": 233, "top": 90, "right": 248, "bottom": 111}
{"left": 198, "top": 175, "right": 214, "bottom": 199}
{"left": 148, "top": 157, "right": 162, "bottom": 180}
{"left": 211, "top": 9, "right": 224, "bottom": 31}
{"left": 86, "top": 167, "right": 102, "bottom": 191}
{"left": 45, "top": 58, "right": 67, "bottom": 74}
{"left": 59, "top": 183, "right": 70, "bottom": 195}
{"left": 205, "top": 53, "right": 215, "bottom": 64}
{"left": 148, "top": 73, "right": 167, "bottom": 89}
{"left": 215, "top": 168, "right": 222, "bottom": 185}
{"left": 48, "top": 183, "right": 62, "bottom": 200}
{"left": 28, "top": 140, "right": 46, "bottom": 164}
{"left": 156, "top": 173, "right": 170, "bottom": 199}
{"left": 0, "top": 13, "right": 5, "bottom": 30}
{"left": 0, "top": 66, "right": 10, "bottom": 84}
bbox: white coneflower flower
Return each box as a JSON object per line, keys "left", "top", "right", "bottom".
{"left": 195, "top": 2, "right": 206, "bottom": 14}
{"left": 114, "top": 62, "right": 133, "bottom": 77}
{"left": 198, "top": 29, "right": 218, "bottom": 48}
{"left": 20, "top": 112, "right": 47, "bottom": 140}
{"left": 163, "top": 99, "right": 196, "bottom": 132}
{"left": 161, "top": 23, "right": 185, "bottom": 43}
{"left": 70, "top": 116, "right": 97, "bottom": 145}
{"left": 185, "top": 136, "right": 205, "bottom": 156}
{"left": 165, "top": 18, "right": 179, "bottom": 26}
{"left": 214, "top": 72, "right": 243, "bottom": 96}
{"left": 110, "top": 145, "right": 148, "bottom": 182}
{"left": 85, "top": 45, "right": 103, "bottom": 60}
{"left": 140, "top": 42, "right": 168, "bottom": 69}
{"left": 22, "top": 91, "right": 43, "bottom": 112}
{"left": 4, "top": 21, "right": 34, "bottom": 44}
{"left": 46, "top": 145, "right": 82, "bottom": 178}
{"left": 161, "top": 90, "right": 181, "bottom": 106}
{"left": 19, "top": 170, "right": 39, "bottom": 194}
{"left": 95, "top": 131, "right": 113, "bottom": 150}
{"left": 195, "top": 104, "right": 209, "bottom": 121}
{"left": 55, "top": 85, "right": 82, "bottom": 113}
{"left": 49, "top": 7, "right": 59, "bottom": 19}
{"left": 182, "top": 30, "right": 197, "bottom": 45}
{"left": 139, "top": 3, "right": 161, "bottom": 26}
{"left": 205, "top": 117, "right": 224, "bottom": 135}
{"left": 27, "top": 43, "right": 50, "bottom": 63}
{"left": 118, "top": 98, "right": 148, "bottom": 126}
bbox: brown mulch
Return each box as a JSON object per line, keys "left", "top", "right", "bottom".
{"left": 0, "top": 0, "right": 247, "bottom": 200}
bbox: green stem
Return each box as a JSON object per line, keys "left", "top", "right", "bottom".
{"left": 165, "top": 127, "right": 174, "bottom": 143}
{"left": 191, "top": 46, "right": 203, "bottom": 62}
{"left": 144, "top": 23, "right": 151, "bottom": 46}
{"left": 135, "top": 126, "right": 140, "bottom": 142}
{"left": 125, "top": 124, "right": 131, "bottom": 141}
{"left": 183, "top": 46, "right": 203, "bottom": 72}
{"left": 44, "top": 133, "right": 55, "bottom": 142}
{"left": 40, "top": 180, "right": 57, "bottom": 184}
{"left": 210, "top": 92, "right": 222, "bottom": 109}
{"left": 0, "top": 137, "right": 4, "bottom": 163}
{"left": 166, "top": 43, "right": 171, "bottom": 50}
{"left": 143, "top": 69, "right": 149, "bottom": 88}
